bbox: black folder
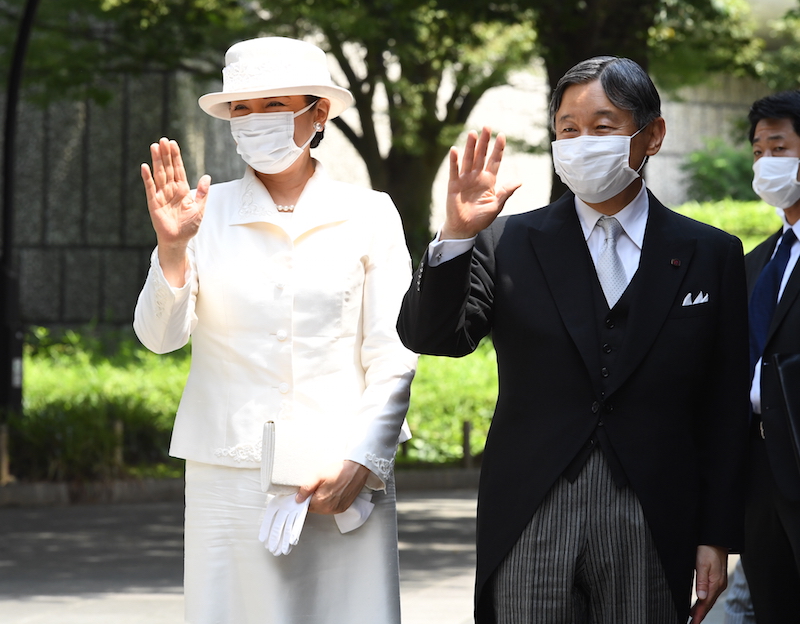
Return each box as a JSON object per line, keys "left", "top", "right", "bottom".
{"left": 774, "top": 353, "right": 800, "bottom": 475}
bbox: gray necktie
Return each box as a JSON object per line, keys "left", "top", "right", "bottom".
{"left": 596, "top": 216, "right": 627, "bottom": 308}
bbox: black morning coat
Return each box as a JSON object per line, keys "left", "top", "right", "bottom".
{"left": 746, "top": 228, "right": 800, "bottom": 501}
{"left": 397, "top": 190, "right": 750, "bottom": 624}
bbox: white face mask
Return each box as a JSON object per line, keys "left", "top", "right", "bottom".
{"left": 551, "top": 127, "right": 645, "bottom": 203}
{"left": 752, "top": 157, "right": 800, "bottom": 209}
{"left": 230, "top": 102, "right": 317, "bottom": 174}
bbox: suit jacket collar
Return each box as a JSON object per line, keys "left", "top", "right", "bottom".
{"left": 527, "top": 191, "right": 696, "bottom": 398}
{"left": 773, "top": 261, "right": 800, "bottom": 341}
{"left": 746, "top": 229, "right": 781, "bottom": 298}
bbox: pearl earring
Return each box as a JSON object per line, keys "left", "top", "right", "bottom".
{"left": 314, "top": 122, "right": 323, "bottom": 132}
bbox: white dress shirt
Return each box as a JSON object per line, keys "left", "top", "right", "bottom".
{"left": 750, "top": 212, "right": 800, "bottom": 414}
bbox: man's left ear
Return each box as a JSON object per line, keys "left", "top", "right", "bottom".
{"left": 645, "top": 117, "right": 666, "bottom": 156}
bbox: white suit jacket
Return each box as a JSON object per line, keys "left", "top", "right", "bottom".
{"left": 134, "top": 164, "right": 418, "bottom": 489}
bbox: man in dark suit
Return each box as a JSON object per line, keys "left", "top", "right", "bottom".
{"left": 740, "top": 90, "right": 800, "bottom": 624}
{"left": 397, "top": 57, "right": 750, "bottom": 624}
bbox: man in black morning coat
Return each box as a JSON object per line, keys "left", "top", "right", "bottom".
{"left": 397, "top": 57, "right": 749, "bottom": 624}
{"left": 739, "top": 90, "right": 800, "bottom": 623}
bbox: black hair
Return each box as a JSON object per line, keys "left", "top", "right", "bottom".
{"left": 748, "top": 90, "right": 800, "bottom": 144}
{"left": 305, "top": 95, "right": 324, "bottom": 148}
{"left": 549, "top": 56, "right": 661, "bottom": 132}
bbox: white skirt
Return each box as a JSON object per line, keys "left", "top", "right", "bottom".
{"left": 184, "top": 461, "right": 401, "bottom": 624}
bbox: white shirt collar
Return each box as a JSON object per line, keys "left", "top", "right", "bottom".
{"left": 777, "top": 208, "right": 800, "bottom": 240}
{"left": 574, "top": 181, "right": 649, "bottom": 249}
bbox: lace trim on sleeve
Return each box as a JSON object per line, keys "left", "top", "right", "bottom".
{"left": 214, "top": 439, "right": 262, "bottom": 464}
{"left": 365, "top": 453, "right": 394, "bottom": 480}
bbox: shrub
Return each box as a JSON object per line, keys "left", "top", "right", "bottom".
{"left": 680, "top": 138, "right": 758, "bottom": 202}
{"left": 674, "top": 199, "right": 782, "bottom": 253}
{"left": 403, "top": 339, "right": 497, "bottom": 464}
{"left": 11, "top": 327, "right": 189, "bottom": 481}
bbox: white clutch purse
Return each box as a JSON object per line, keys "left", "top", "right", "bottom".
{"left": 260, "top": 419, "right": 346, "bottom": 495}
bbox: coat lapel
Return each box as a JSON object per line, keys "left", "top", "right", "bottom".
{"left": 769, "top": 247, "right": 800, "bottom": 344}
{"left": 604, "top": 193, "right": 696, "bottom": 397}
{"left": 527, "top": 194, "right": 603, "bottom": 393}
{"left": 746, "top": 230, "right": 780, "bottom": 297}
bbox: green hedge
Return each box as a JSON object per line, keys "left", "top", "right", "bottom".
{"left": 8, "top": 199, "right": 784, "bottom": 480}
{"left": 680, "top": 139, "right": 758, "bottom": 203}
{"left": 674, "top": 199, "right": 782, "bottom": 253}
{"left": 402, "top": 339, "right": 497, "bottom": 465}
{"left": 10, "top": 327, "right": 189, "bottom": 481}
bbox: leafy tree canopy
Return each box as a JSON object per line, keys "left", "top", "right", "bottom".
{"left": 752, "top": 6, "right": 800, "bottom": 91}
{"left": 2, "top": 0, "right": 793, "bottom": 255}
{"left": 0, "top": 0, "right": 261, "bottom": 104}
{"left": 648, "top": 0, "right": 763, "bottom": 91}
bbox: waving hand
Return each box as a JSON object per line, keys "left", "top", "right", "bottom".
{"left": 442, "top": 127, "right": 521, "bottom": 240}
{"left": 140, "top": 137, "right": 211, "bottom": 286}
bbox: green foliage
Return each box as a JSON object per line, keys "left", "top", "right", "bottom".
{"left": 403, "top": 339, "right": 497, "bottom": 464}
{"left": 680, "top": 138, "right": 758, "bottom": 202}
{"left": 674, "top": 199, "right": 782, "bottom": 252}
{"left": 0, "top": 0, "right": 260, "bottom": 104}
{"left": 752, "top": 7, "right": 800, "bottom": 91}
{"left": 10, "top": 326, "right": 189, "bottom": 481}
{"left": 648, "top": 0, "right": 761, "bottom": 90}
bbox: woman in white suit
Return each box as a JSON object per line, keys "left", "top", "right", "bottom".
{"left": 133, "top": 36, "right": 417, "bottom": 624}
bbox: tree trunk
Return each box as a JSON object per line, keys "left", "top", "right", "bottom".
{"left": 380, "top": 149, "right": 445, "bottom": 265}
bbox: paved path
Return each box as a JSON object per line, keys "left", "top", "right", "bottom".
{"left": 0, "top": 489, "right": 732, "bottom": 623}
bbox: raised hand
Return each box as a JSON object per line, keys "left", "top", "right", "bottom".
{"left": 141, "top": 138, "right": 210, "bottom": 286}
{"left": 442, "top": 127, "right": 521, "bottom": 240}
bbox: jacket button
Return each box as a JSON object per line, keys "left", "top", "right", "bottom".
{"left": 602, "top": 343, "right": 612, "bottom": 354}
{"left": 276, "top": 330, "right": 287, "bottom": 341}
{"left": 598, "top": 420, "right": 605, "bottom": 426}
{"left": 591, "top": 401, "right": 600, "bottom": 413}
{"left": 276, "top": 282, "right": 285, "bottom": 290}
{"left": 601, "top": 367, "right": 609, "bottom": 378}
{"left": 279, "top": 383, "right": 290, "bottom": 394}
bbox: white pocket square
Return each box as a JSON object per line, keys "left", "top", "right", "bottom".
{"left": 682, "top": 291, "right": 709, "bottom": 306}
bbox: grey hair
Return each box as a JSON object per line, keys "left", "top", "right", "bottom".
{"left": 549, "top": 56, "right": 661, "bottom": 132}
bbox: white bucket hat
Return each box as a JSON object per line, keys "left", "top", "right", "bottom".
{"left": 198, "top": 37, "right": 354, "bottom": 120}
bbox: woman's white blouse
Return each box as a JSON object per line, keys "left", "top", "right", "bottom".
{"left": 134, "top": 164, "right": 417, "bottom": 489}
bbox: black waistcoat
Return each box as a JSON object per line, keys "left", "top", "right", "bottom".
{"left": 561, "top": 265, "right": 641, "bottom": 486}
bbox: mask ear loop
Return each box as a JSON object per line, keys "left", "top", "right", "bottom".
{"left": 630, "top": 124, "right": 649, "bottom": 174}
{"left": 291, "top": 101, "right": 317, "bottom": 119}
{"left": 294, "top": 101, "right": 324, "bottom": 150}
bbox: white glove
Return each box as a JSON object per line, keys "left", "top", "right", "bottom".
{"left": 258, "top": 494, "right": 310, "bottom": 556}
{"left": 334, "top": 492, "right": 375, "bottom": 533}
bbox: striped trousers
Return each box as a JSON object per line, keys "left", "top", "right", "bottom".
{"left": 490, "top": 448, "right": 679, "bottom": 624}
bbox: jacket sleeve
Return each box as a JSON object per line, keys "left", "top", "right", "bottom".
{"left": 132, "top": 242, "right": 199, "bottom": 354}
{"left": 396, "top": 224, "right": 497, "bottom": 357}
{"left": 343, "top": 194, "right": 419, "bottom": 490}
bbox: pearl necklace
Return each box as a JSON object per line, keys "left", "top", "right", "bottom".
{"left": 275, "top": 204, "right": 295, "bottom": 213}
